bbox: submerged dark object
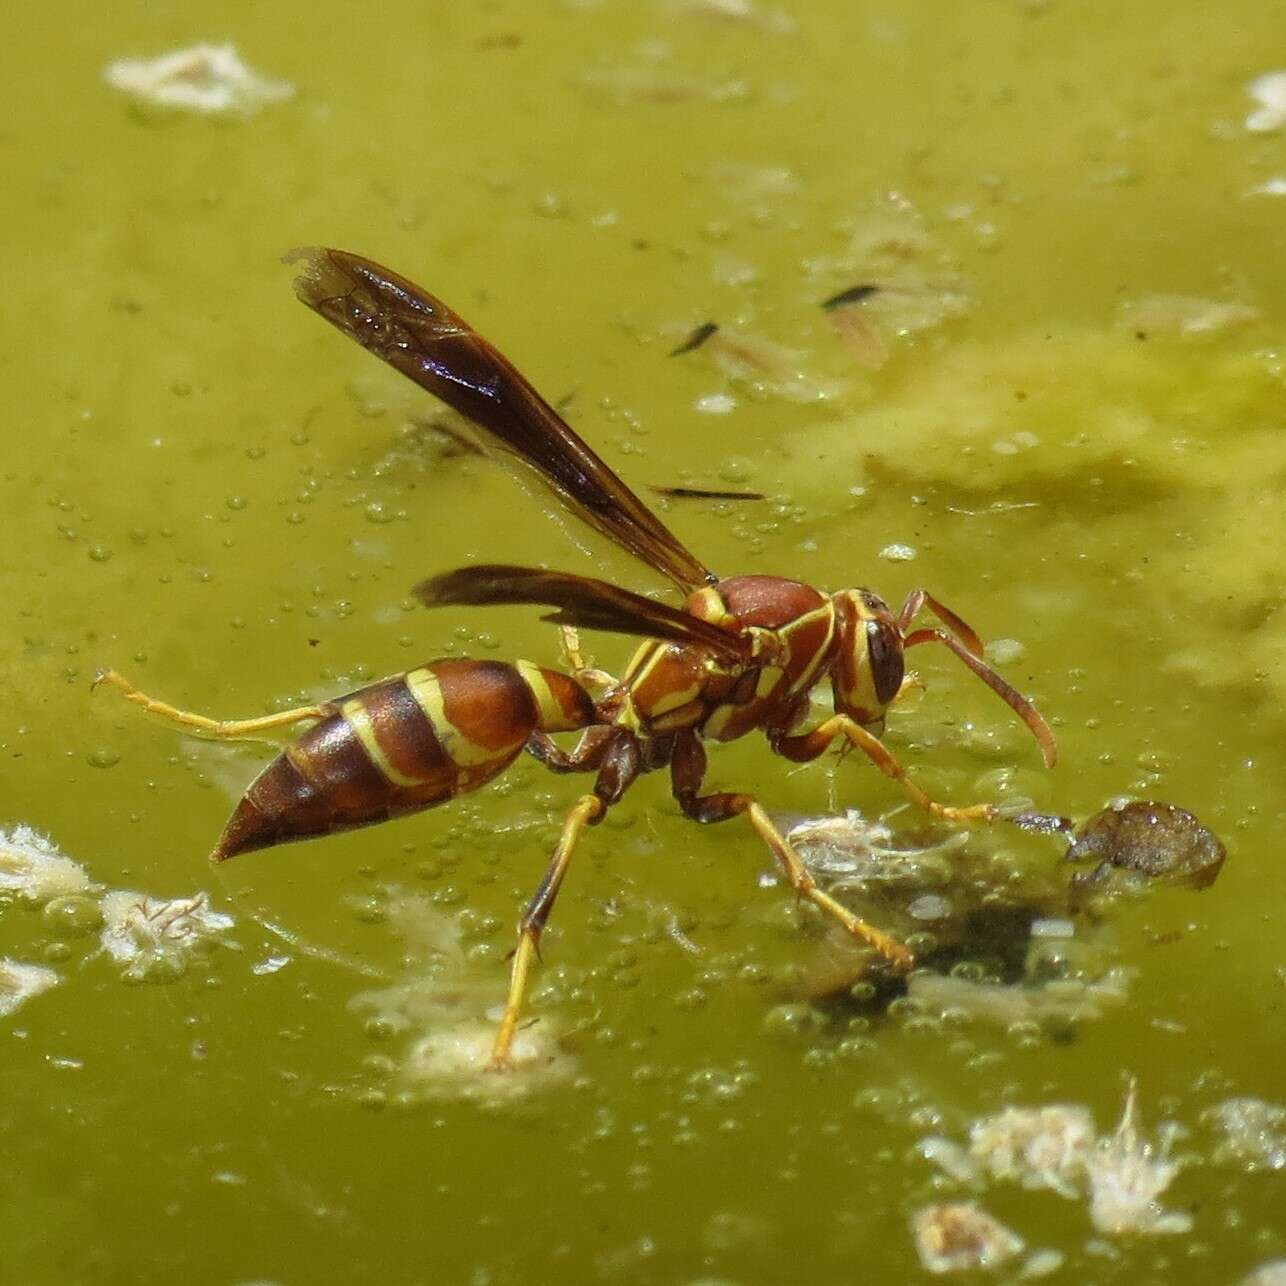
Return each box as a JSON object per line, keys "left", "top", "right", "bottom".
{"left": 649, "top": 484, "right": 767, "bottom": 501}
{"left": 820, "top": 283, "right": 881, "bottom": 310}
{"left": 668, "top": 321, "right": 719, "bottom": 356}
{"left": 1064, "top": 799, "right": 1226, "bottom": 891}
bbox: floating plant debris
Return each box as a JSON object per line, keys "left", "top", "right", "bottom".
{"left": 924, "top": 1082, "right": 1191, "bottom": 1238}
{"left": 0, "top": 826, "right": 96, "bottom": 904}
{"left": 1064, "top": 800, "right": 1226, "bottom": 892}
{"left": 911, "top": 1201, "right": 1025, "bottom": 1274}
{"left": 103, "top": 43, "right": 294, "bottom": 117}
{"left": 0, "top": 959, "right": 59, "bottom": 1018}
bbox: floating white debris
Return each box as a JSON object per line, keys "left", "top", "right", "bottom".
{"left": 707, "top": 161, "right": 801, "bottom": 200}
{"left": 879, "top": 543, "right": 917, "bottom": 562}
{"left": 970, "top": 1104, "right": 1096, "bottom": 1199}
{"left": 930, "top": 1086, "right": 1191, "bottom": 1240}
{"left": 694, "top": 392, "right": 738, "bottom": 414}
{"left": 103, "top": 43, "right": 294, "bottom": 118}
{"left": 1029, "top": 917, "right": 1074, "bottom": 938}
{"left": 985, "top": 637, "right": 1026, "bottom": 666}
{"left": 0, "top": 826, "right": 95, "bottom": 903}
{"left": 1019, "top": 1248, "right": 1066, "bottom": 1278}
{"left": 1205, "top": 1097, "right": 1286, "bottom": 1172}
{"left": 916, "top": 1136, "right": 977, "bottom": 1184}
{"left": 828, "top": 305, "right": 889, "bottom": 370}
{"left": 350, "top": 896, "right": 578, "bottom": 1101}
{"left": 579, "top": 63, "right": 750, "bottom": 106}
{"left": 911, "top": 971, "right": 1130, "bottom": 1032}
{"left": 99, "top": 890, "right": 235, "bottom": 983}
{"left": 671, "top": 0, "right": 796, "bottom": 32}
{"left": 677, "top": 326, "right": 850, "bottom": 404}
{"left": 788, "top": 811, "right": 900, "bottom": 874}
{"left": 402, "top": 1020, "right": 576, "bottom": 1101}
{"left": 1249, "top": 177, "right": 1286, "bottom": 197}
{"left": 991, "top": 431, "right": 1041, "bottom": 457}
{"left": 912, "top": 1202, "right": 1024, "bottom": 1274}
{"left": 1246, "top": 71, "right": 1286, "bottom": 132}
{"left": 1241, "top": 1261, "right": 1286, "bottom": 1286}
{"left": 811, "top": 195, "right": 972, "bottom": 370}
{"left": 1085, "top": 1082, "right": 1191, "bottom": 1235}
{"left": 1116, "top": 294, "right": 1261, "bottom": 338}
{"left": 0, "top": 959, "right": 59, "bottom": 1017}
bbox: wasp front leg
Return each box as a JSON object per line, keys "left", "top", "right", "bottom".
{"left": 669, "top": 731, "right": 912, "bottom": 968}
{"left": 771, "top": 716, "right": 997, "bottom": 822}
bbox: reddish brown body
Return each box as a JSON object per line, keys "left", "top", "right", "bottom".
{"left": 604, "top": 576, "right": 837, "bottom": 742}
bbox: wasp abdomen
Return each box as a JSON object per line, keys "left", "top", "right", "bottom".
{"left": 212, "top": 659, "right": 592, "bottom": 861}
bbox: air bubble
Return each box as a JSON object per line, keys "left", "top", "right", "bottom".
{"left": 43, "top": 896, "right": 104, "bottom": 937}
{"left": 762, "top": 1002, "right": 827, "bottom": 1042}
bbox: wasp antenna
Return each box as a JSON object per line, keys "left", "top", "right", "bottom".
{"left": 897, "top": 589, "right": 985, "bottom": 658}
{"left": 904, "top": 627, "right": 1057, "bottom": 769}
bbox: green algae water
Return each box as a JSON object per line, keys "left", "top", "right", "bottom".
{"left": 3, "top": 2, "right": 1285, "bottom": 1281}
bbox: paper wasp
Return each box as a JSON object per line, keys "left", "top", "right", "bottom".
{"left": 98, "top": 249, "right": 1056, "bottom": 1069}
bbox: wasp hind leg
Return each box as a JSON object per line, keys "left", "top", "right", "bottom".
{"left": 93, "top": 669, "right": 329, "bottom": 740}
{"left": 669, "top": 731, "right": 912, "bottom": 969}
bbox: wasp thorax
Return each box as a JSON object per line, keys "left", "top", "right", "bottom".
{"left": 830, "top": 589, "right": 905, "bottom": 726}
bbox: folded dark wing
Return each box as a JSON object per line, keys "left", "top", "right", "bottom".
{"left": 415, "top": 565, "right": 749, "bottom": 662}
{"left": 289, "top": 247, "right": 713, "bottom": 593}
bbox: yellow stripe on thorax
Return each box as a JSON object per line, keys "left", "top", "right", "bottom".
{"left": 754, "top": 666, "right": 784, "bottom": 699}
{"left": 340, "top": 697, "right": 423, "bottom": 787}
{"left": 650, "top": 680, "right": 701, "bottom": 716}
{"left": 620, "top": 640, "right": 659, "bottom": 684}
{"left": 786, "top": 603, "right": 836, "bottom": 694}
{"left": 405, "top": 667, "right": 516, "bottom": 767}
{"left": 702, "top": 703, "right": 736, "bottom": 739}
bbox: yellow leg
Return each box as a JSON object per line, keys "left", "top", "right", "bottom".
{"left": 489, "top": 793, "right": 605, "bottom": 1071}
{"left": 777, "top": 714, "right": 996, "bottom": 822}
{"left": 892, "top": 671, "right": 924, "bottom": 703}
{"left": 670, "top": 729, "right": 911, "bottom": 968}
{"left": 557, "top": 626, "right": 616, "bottom": 690}
{"left": 744, "top": 801, "right": 913, "bottom": 969}
{"left": 93, "top": 668, "right": 329, "bottom": 741}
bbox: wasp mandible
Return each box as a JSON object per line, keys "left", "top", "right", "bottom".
{"left": 98, "top": 249, "right": 1056, "bottom": 1069}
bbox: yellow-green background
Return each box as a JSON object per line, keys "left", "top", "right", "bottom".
{"left": 2, "top": 1, "right": 1283, "bottom": 1282}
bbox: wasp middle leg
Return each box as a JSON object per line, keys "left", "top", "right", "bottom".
{"left": 490, "top": 727, "right": 644, "bottom": 1070}
{"left": 669, "top": 731, "right": 912, "bottom": 968}
{"left": 490, "top": 792, "right": 606, "bottom": 1070}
